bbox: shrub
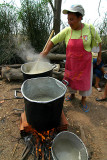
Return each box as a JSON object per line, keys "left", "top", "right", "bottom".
{"left": 19, "top": 0, "right": 53, "bottom": 52}
{"left": 0, "top": 3, "right": 23, "bottom": 64}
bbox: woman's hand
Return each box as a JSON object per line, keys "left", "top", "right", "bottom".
{"left": 40, "top": 41, "right": 54, "bottom": 57}
{"left": 40, "top": 51, "right": 47, "bottom": 57}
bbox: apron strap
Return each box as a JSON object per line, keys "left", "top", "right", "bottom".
{"left": 70, "top": 29, "right": 72, "bottom": 39}
{"left": 80, "top": 24, "right": 82, "bottom": 38}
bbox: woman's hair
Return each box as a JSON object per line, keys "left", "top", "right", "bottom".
{"left": 67, "top": 11, "right": 83, "bottom": 19}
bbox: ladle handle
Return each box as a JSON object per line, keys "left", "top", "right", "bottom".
{"left": 36, "top": 30, "right": 54, "bottom": 65}
{"left": 42, "top": 30, "right": 54, "bottom": 52}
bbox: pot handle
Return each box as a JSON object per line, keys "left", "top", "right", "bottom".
{"left": 62, "top": 79, "right": 69, "bottom": 86}
{"left": 52, "top": 64, "right": 56, "bottom": 69}
{"left": 14, "top": 90, "right": 23, "bottom": 99}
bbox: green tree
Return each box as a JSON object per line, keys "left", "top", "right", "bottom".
{"left": 41, "top": 0, "right": 62, "bottom": 34}
{"left": 0, "top": 3, "right": 23, "bottom": 64}
{"left": 19, "top": 0, "right": 52, "bottom": 52}
{"left": 98, "top": 12, "right": 107, "bottom": 64}
{"left": 98, "top": 12, "right": 107, "bottom": 50}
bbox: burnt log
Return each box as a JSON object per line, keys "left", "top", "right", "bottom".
{"left": 1, "top": 67, "right": 23, "bottom": 81}
{"left": 52, "top": 70, "right": 64, "bottom": 81}
{"left": 0, "top": 64, "right": 22, "bottom": 75}
{"left": 1, "top": 66, "right": 65, "bottom": 81}
{"left": 47, "top": 53, "right": 66, "bottom": 61}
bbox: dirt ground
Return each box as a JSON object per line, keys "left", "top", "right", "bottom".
{"left": 0, "top": 78, "right": 107, "bottom": 160}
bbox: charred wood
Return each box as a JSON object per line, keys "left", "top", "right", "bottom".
{"left": 1, "top": 67, "right": 23, "bottom": 81}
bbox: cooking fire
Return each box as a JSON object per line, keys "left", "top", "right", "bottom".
{"left": 20, "top": 111, "right": 68, "bottom": 160}
{"left": 21, "top": 129, "right": 56, "bottom": 160}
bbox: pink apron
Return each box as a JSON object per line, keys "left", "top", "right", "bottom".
{"left": 64, "top": 28, "right": 92, "bottom": 91}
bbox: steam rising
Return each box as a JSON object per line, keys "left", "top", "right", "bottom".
{"left": 17, "top": 41, "right": 49, "bottom": 63}
{"left": 16, "top": 41, "right": 51, "bottom": 74}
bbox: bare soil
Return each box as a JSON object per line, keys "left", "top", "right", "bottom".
{"left": 0, "top": 79, "right": 107, "bottom": 160}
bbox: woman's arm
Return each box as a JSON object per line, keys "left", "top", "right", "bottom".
{"left": 40, "top": 41, "right": 54, "bottom": 56}
{"left": 90, "top": 24, "right": 102, "bottom": 65}
{"left": 97, "top": 43, "right": 102, "bottom": 65}
{"left": 40, "top": 27, "right": 69, "bottom": 56}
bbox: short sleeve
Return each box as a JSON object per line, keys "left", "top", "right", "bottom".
{"left": 90, "top": 24, "right": 102, "bottom": 52}
{"left": 51, "top": 27, "right": 70, "bottom": 45}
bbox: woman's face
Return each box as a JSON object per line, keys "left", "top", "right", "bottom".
{"left": 67, "top": 12, "right": 82, "bottom": 30}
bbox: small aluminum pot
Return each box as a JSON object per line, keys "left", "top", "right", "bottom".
{"left": 21, "top": 61, "right": 55, "bottom": 81}
{"left": 51, "top": 131, "right": 88, "bottom": 160}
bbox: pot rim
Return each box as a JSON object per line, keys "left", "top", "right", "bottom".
{"left": 21, "top": 77, "right": 67, "bottom": 103}
{"left": 21, "top": 61, "right": 54, "bottom": 75}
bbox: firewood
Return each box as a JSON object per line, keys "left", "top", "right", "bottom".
{"left": 12, "top": 142, "right": 18, "bottom": 157}
{"left": 1, "top": 63, "right": 65, "bottom": 81}
{"left": 47, "top": 53, "right": 66, "bottom": 61}
{"left": 1, "top": 67, "right": 23, "bottom": 81}
{"left": 52, "top": 71, "right": 64, "bottom": 81}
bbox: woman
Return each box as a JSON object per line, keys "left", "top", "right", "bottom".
{"left": 40, "top": 4, "right": 102, "bottom": 112}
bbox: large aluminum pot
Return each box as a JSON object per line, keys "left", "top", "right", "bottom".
{"left": 21, "top": 77, "right": 68, "bottom": 131}
{"left": 21, "top": 61, "right": 55, "bottom": 81}
{"left": 51, "top": 131, "right": 88, "bottom": 160}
